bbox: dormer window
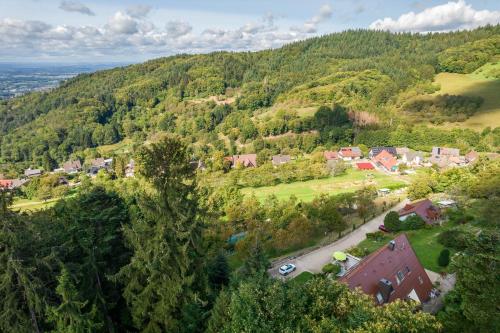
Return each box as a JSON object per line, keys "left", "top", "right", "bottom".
{"left": 396, "top": 271, "right": 405, "bottom": 285}
{"left": 376, "top": 292, "right": 384, "bottom": 304}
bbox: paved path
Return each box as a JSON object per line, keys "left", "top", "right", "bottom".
{"left": 269, "top": 199, "right": 409, "bottom": 280}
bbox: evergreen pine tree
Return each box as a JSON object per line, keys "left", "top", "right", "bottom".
{"left": 0, "top": 208, "right": 43, "bottom": 333}
{"left": 47, "top": 267, "right": 101, "bottom": 333}
{"left": 116, "top": 136, "right": 205, "bottom": 332}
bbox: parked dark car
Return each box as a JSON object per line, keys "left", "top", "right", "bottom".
{"left": 378, "top": 224, "right": 389, "bottom": 232}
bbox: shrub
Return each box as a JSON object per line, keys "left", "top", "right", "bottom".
{"left": 402, "top": 215, "right": 425, "bottom": 230}
{"left": 438, "top": 229, "right": 468, "bottom": 250}
{"left": 366, "top": 231, "right": 386, "bottom": 241}
{"left": 347, "top": 246, "right": 370, "bottom": 258}
{"left": 438, "top": 248, "right": 451, "bottom": 267}
{"left": 383, "top": 211, "right": 401, "bottom": 232}
{"left": 322, "top": 263, "right": 341, "bottom": 275}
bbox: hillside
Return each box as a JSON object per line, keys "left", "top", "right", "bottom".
{"left": 433, "top": 62, "right": 500, "bottom": 129}
{"left": 0, "top": 26, "right": 499, "bottom": 171}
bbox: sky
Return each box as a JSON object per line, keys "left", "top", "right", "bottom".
{"left": 1, "top": 0, "right": 499, "bottom": 63}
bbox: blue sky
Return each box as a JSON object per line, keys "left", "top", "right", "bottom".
{"left": 1, "top": 0, "right": 499, "bottom": 62}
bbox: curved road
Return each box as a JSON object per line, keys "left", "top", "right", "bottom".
{"left": 269, "top": 199, "right": 409, "bottom": 279}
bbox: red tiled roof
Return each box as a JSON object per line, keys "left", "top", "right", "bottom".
{"left": 324, "top": 151, "right": 338, "bottom": 160}
{"left": 373, "top": 149, "right": 397, "bottom": 171}
{"left": 339, "top": 147, "right": 361, "bottom": 158}
{"left": 398, "top": 199, "right": 440, "bottom": 224}
{"left": 357, "top": 162, "right": 374, "bottom": 170}
{"left": 0, "top": 179, "right": 13, "bottom": 188}
{"left": 339, "top": 233, "right": 433, "bottom": 304}
{"left": 226, "top": 154, "right": 257, "bottom": 167}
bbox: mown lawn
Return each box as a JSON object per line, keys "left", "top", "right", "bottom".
{"left": 11, "top": 197, "right": 61, "bottom": 211}
{"left": 241, "top": 169, "right": 408, "bottom": 202}
{"left": 356, "top": 223, "right": 455, "bottom": 273}
{"left": 291, "top": 271, "right": 315, "bottom": 285}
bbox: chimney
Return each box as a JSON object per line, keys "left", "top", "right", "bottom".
{"left": 378, "top": 278, "right": 394, "bottom": 303}
{"left": 388, "top": 240, "right": 396, "bottom": 251}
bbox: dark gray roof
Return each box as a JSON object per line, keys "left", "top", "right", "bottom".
{"left": 272, "top": 155, "right": 291, "bottom": 165}
{"left": 370, "top": 147, "right": 397, "bottom": 157}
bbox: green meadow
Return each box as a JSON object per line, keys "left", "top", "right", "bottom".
{"left": 434, "top": 62, "right": 500, "bottom": 130}
{"left": 241, "top": 168, "right": 407, "bottom": 202}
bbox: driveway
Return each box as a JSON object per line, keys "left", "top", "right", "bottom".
{"left": 269, "top": 199, "right": 409, "bottom": 279}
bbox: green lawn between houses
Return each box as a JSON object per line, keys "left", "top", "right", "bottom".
{"left": 290, "top": 271, "right": 315, "bottom": 285}
{"left": 241, "top": 169, "right": 408, "bottom": 202}
{"left": 356, "top": 223, "right": 455, "bottom": 273}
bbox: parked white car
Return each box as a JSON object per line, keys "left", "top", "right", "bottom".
{"left": 278, "top": 263, "right": 296, "bottom": 276}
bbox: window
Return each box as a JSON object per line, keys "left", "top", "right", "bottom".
{"left": 376, "top": 292, "right": 384, "bottom": 304}
{"left": 396, "top": 271, "right": 405, "bottom": 285}
{"left": 405, "top": 266, "right": 411, "bottom": 274}
{"left": 418, "top": 276, "right": 423, "bottom": 285}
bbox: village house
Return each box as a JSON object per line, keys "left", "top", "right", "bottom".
{"left": 396, "top": 147, "right": 410, "bottom": 156}
{"left": 24, "top": 168, "right": 42, "bottom": 177}
{"left": 369, "top": 147, "right": 397, "bottom": 159}
{"left": 400, "top": 151, "right": 424, "bottom": 167}
{"left": 0, "top": 179, "right": 27, "bottom": 189}
{"left": 62, "top": 160, "right": 82, "bottom": 174}
{"left": 272, "top": 154, "right": 291, "bottom": 166}
{"left": 339, "top": 234, "right": 433, "bottom": 304}
{"left": 431, "top": 147, "right": 459, "bottom": 158}
{"left": 190, "top": 160, "right": 206, "bottom": 171}
{"left": 323, "top": 151, "right": 339, "bottom": 161}
{"left": 356, "top": 162, "right": 375, "bottom": 170}
{"left": 372, "top": 149, "right": 398, "bottom": 172}
{"left": 338, "top": 147, "right": 362, "bottom": 161}
{"left": 398, "top": 199, "right": 441, "bottom": 224}
{"left": 88, "top": 157, "right": 112, "bottom": 175}
{"left": 225, "top": 154, "right": 258, "bottom": 168}
{"left": 429, "top": 155, "right": 466, "bottom": 169}
{"left": 125, "top": 159, "right": 135, "bottom": 178}
{"left": 465, "top": 150, "right": 479, "bottom": 164}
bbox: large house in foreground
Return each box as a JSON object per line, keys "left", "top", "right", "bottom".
{"left": 398, "top": 199, "right": 441, "bottom": 224}
{"left": 340, "top": 234, "right": 433, "bottom": 304}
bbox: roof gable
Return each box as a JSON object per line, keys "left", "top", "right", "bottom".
{"left": 339, "top": 234, "right": 432, "bottom": 304}
{"left": 373, "top": 150, "right": 397, "bottom": 170}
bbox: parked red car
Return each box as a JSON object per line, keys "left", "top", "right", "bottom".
{"left": 378, "top": 224, "right": 389, "bottom": 232}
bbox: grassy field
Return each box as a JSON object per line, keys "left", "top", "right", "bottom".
{"left": 241, "top": 169, "right": 408, "bottom": 202}
{"left": 11, "top": 197, "right": 60, "bottom": 211}
{"left": 433, "top": 62, "right": 500, "bottom": 130}
{"left": 356, "top": 223, "right": 454, "bottom": 273}
{"left": 97, "top": 138, "right": 134, "bottom": 155}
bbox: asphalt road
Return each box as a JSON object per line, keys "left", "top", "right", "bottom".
{"left": 269, "top": 199, "right": 409, "bottom": 280}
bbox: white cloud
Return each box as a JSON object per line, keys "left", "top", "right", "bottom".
{"left": 291, "top": 3, "right": 332, "bottom": 33}
{"left": 165, "top": 20, "right": 193, "bottom": 38}
{"left": 0, "top": 3, "right": 333, "bottom": 60}
{"left": 107, "top": 12, "right": 138, "bottom": 35}
{"left": 369, "top": 0, "right": 500, "bottom": 32}
{"left": 59, "top": 1, "right": 95, "bottom": 16}
{"left": 126, "top": 5, "right": 152, "bottom": 19}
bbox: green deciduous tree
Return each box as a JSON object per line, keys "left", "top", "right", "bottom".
{"left": 383, "top": 211, "right": 401, "bottom": 232}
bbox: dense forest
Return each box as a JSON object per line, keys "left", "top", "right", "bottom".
{"left": 0, "top": 26, "right": 499, "bottom": 172}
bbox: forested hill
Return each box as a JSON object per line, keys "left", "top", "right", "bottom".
{"left": 1, "top": 26, "right": 499, "bottom": 169}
